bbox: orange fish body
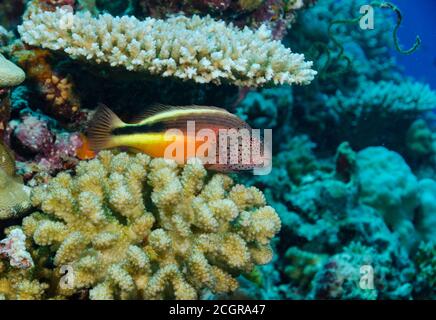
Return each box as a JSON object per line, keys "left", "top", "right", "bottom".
{"left": 114, "top": 132, "right": 212, "bottom": 162}
{"left": 76, "top": 134, "right": 96, "bottom": 160}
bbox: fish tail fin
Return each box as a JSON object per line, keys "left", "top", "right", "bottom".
{"left": 86, "top": 104, "right": 125, "bottom": 151}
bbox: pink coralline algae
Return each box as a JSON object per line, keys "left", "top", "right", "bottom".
{"left": 12, "top": 115, "right": 53, "bottom": 154}
{"left": 6, "top": 115, "right": 82, "bottom": 178}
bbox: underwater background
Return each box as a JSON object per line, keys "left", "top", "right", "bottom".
{"left": 0, "top": 0, "right": 435, "bottom": 300}
{"left": 394, "top": 0, "right": 436, "bottom": 89}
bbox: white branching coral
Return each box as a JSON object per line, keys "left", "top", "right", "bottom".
{"left": 17, "top": 152, "right": 280, "bottom": 299}
{"left": 0, "top": 229, "right": 34, "bottom": 269}
{"left": 18, "top": 7, "right": 316, "bottom": 87}
{"left": 0, "top": 229, "right": 45, "bottom": 300}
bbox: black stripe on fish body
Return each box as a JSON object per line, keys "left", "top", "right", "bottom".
{"left": 111, "top": 122, "right": 167, "bottom": 136}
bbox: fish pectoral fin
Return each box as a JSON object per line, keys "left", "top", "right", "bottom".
{"left": 86, "top": 104, "right": 124, "bottom": 151}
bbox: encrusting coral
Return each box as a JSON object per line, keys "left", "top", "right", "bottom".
{"left": 4, "top": 151, "right": 280, "bottom": 299}
{"left": 0, "top": 140, "right": 31, "bottom": 220}
{"left": 0, "top": 53, "right": 25, "bottom": 88}
{"left": 355, "top": 147, "right": 420, "bottom": 249}
{"left": 18, "top": 5, "right": 316, "bottom": 87}
{"left": 0, "top": 53, "right": 25, "bottom": 132}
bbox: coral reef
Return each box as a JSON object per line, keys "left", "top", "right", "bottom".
{"left": 236, "top": 86, "right": 294, "bottom": 137}
{"left": 355, "top": 147, "right": 436, "bottom": 248}
{"left": 0, "top": 270, "right": 48, "bottom": 299}
{"left": 237, "top": 129, "right": 436, "bottom": 299}
{"left": 7, "top": 151, "right": 280, "bottom": 299}
{"left": 284, "top": 0, "right": 436, "bottom": 151}
{"left": 0, "top": 53, "right": 26, "bottom": 133}
{"left": 0, "top": 138, "right": 32, "bottom": 220}
{"left": 0, "top": 0, "right": 26, "bottom": 29}
{"left": 6, "top": 113, "right": 82, "bottom": 179}
{"left": 0, "top": 0, "right": 434, "bottom": 301}
{"left": 406, "top": 119, "right": 435, "bottom": 157}
{"left": 355, "top": 147, "right": 419, "bottom": 249}
{"left": 320, "top": 80, "right": 436, "bottom": 150}
{"left": 0, "top": 53, "right": 25, "bottom": 88}
{"left": 10, "top": 45, "right": 82, "bottom": 123}
{"left": 288, "top": 0, "right": 397, "bottom": 81}
{"left": 18, "top": 6, "right": 316, "bottom": 87}
{"left": 0, "top": 229, "right": 33, "bottom": 269}
{"left": 139, "top": 0, "right": 316, "bottom": 40}
{"left": 0, "top": 160, "right": 31, "bottom": 219}
{"left": 0, "top": 90, "right": 11, "bottom": 135}
{"left": 413, "top": 242, "right": 435, "bottom": 299}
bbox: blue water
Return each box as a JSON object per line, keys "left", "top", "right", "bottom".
{"left": 393, "top": 0, "right": 436, "bottom": 89}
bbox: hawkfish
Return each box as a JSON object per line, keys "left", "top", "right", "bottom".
{"left": 0, "top": 141, "right": 31, "bottom": 219}
{"left": 86, "top": 104, "right": 271, "bottom": 173}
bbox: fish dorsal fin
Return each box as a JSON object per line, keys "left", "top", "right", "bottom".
{"left": 159, "top": 113, "right": 251, "bottom": 132}
{"left": 0, "top": 141, "right": 16, "bottom": 177}
{"left": 128, "top": 104, "right": 235, "bottom": 125}
{"left": 128, "top": 104, "right": 252, "bottom": 132}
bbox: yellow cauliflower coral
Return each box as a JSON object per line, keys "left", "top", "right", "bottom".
{"left": 18, "top": 152, "right": 280, "bottom": 299}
